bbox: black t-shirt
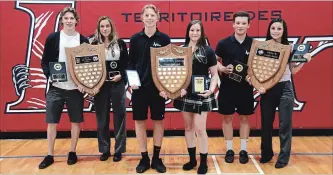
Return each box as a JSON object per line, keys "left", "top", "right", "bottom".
{"left": 187, "top": 45, "right": 217, "bottom": 93}
{"left": 215, "top": 34, "right": 253, "bottom": 86}
{"left": 128, "top": 29, "right": 171, "bottom": 87}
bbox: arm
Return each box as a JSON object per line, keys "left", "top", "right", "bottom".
{"left": 127, "top": 37, "right": 136, "bottom": 70}
{"left": 291, "top": 53, "right": 312, "bottom": 74}
{"left": 208, "top": 65, "right": 218, "bottom": 93}
{"left": 41, "top": 34, "right": 53, "bottom": 80}
{"left": 119, "top": 39, "right": 129, "bottom": 81}
{"left": 215, "top": 40, "right": 233, "bottom": 74}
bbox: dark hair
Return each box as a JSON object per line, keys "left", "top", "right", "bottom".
{"left": 184, "top": 20, "right": 208, "bottom": 64}
{"left": 59, "top": 7, "right": 80, "bottom": 26}
{"left": 184, "top": 20, "right": 207, "bottom": 47}
{"left": 233, "top": 11, "right": 250, "bottom": 24}
{"left": 265, "top": 18, "right": 289, "bottom": 45}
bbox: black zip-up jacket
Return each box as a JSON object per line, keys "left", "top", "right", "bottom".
{"left": 41, "top": 31, "right": 89, "bottom": 79}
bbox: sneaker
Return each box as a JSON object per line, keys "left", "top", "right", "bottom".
{"left": 275, "top": 162, "right": 287, "bottom": 169}
{"left": 239, "top": 150, "right": 249, "bottom": 164}
{"left": 151, "top": 158, "right": 166, "bottom": 173}
{"left": 182, "top": 161, "right": 197, "bottom": 171}
{"left": 113, "top": 153, "right": 122, "bottom": 162}
{"left": 225, "top": 150, "right": 234, "bottom": 163}
{"left": 197, "top": 164, "right": 208, "bottom": 174}
{"left": 67, "top": 152, "right": 78, "bottom": 165}
{"left": 100, "top": 152, "right": 111, "bottom": 161}
{"left": 136, "top": 157, "right": 150, "bottom": 173}
{"left": 38, "top": 155, "right": 54, "bottom": 169}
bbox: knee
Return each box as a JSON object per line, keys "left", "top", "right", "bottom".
{"left": 239, "top": 116, "right": 249, "bottom": 125}
{"left": 48, "top": 123, "right": 57, "bottom": 130}
{"left": 71, "top": 123, "right": 80, "bottom": 129}
{"left": 184, "top": 123, "right": 195, "bottom": 132}
{"left": 195, "top": 127, "right": 207, "bottom": 137}
{"left": 223, "top": 115, "right": 233, "bottom": 124}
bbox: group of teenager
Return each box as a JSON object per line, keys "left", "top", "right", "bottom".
{"left": 38, "top": 4, "right": 312, "bottom": 174}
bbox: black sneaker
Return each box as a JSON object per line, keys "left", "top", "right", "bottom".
{"left": 225, "top": 150, "right": 234, "bottom": 163}
{"left": 197, "top": 164, "right": 208, "bottom": 174}
{"left": 151, "top": 158, "right": 166, "bottom": 173}
{"left": 275, "top": 162, "right": 287, "bottom": 169}
{"left": 38, "top": 155, "right": 54, "bottom": 169}
{"left": 136, "top": 157, "right": 150, "bottom": 173}
{"left": 67, "top": 152, "right": 78, "bottom": 165}
{"left": 113, "top": 153, "right": 122, "bottom": 162}
{"left": 100, "top": 152, "right": 111, "bottom": 161}
{"left": 239, "top": 150, "right": 249, "bottom": 164}
{"left": 182, "top": 161, "right": 197, "bottom": 171}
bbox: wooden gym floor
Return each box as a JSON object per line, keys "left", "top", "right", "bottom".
{"left": 0, "top": 137, "right": 332, "bottom": 174}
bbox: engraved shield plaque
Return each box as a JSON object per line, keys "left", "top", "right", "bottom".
{"left": 66, "top": 43, "right": 106, "bottom": 95}
{"left": 247, "top": 40, "right": 291, "bottom": 91}
{"left": 151, "top": 44, "right": 192, "bottom": 99}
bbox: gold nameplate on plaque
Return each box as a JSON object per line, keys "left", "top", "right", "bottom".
{"left": 65, "top": 43, "right": 106, "bottom": 95}
{"left": 151, "top": 44, "right": 192, "bottom": 99}
{"left": 247, "top": 39, "right": 291, "bottom": 91}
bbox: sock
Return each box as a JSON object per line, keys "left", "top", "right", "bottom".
{"left": 241, "top": 139, "right": 248, "bottom": 151}
{"left": 188, "top": 147, "right": 196, "bottom": 163}
{"left": 226, "top": 140, "right": 233, "bottom": 150}
{"left": 200, "top": 153, "right": 208, "bottom": 165}
{"left": 141, "top": 151, "right": 149, "bottom": 159}
{"left": 152, "top": 145, "right": 161, "bottom": 160}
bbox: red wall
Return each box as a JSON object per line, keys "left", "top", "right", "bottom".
{"left": 1, "top": 1, "right": 332, "bottom": 132}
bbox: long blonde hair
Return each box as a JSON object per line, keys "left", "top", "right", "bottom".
{"left": 93, "top": 16, "right": 119, "bottom": 49}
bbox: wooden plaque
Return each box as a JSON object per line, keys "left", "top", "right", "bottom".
{"left": 247, "top": 40, "right": 291, "bottom": 91}
{"left": 151, "top": 44, "right": 192, "bottom": 99}
{"left": 65, "top": 43, "right": 106, "bottom": 95}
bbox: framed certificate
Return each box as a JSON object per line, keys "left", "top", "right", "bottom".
{"left": 191, "top": 75, "right": 206, "bottom": 94}
{"left": 126, "top": 70, "right": 141, "bottom": 87}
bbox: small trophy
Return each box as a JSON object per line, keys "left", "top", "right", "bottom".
{"left": 106, "top": 60, "right": 120, "bottom": 80}
{"left": 229, "top": 60, "right": 248, "bottom": 82}
{"left": 49, "top": 62, "right": 67, "bottom": 82}
{"left": 192, "top": 75, "right": 207, "bottom": 94}
{"left": 290, "top": 43, "right": 310, "bottom": 62}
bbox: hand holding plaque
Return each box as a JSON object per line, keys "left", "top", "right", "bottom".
{"left": 228, "top": 60, "right": 248, "bottom": 82}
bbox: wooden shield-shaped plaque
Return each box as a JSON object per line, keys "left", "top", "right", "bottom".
{"left": 247, "top": 40, "right": 291, "bottom": 91}
{"left": 66, "top": 43, "right": 106, "bottom": 95}
{"left": 151, "top": 44, "right": 192, "bottom": 99}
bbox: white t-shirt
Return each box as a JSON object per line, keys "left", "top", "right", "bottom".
{"left": 52, "top": 30, "right": 80, "bottom": 90}
{"left": 105, "top": 44, "right": 120, "bottom": 61}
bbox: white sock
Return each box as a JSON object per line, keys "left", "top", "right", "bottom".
{"left": 226, "top": 140, "right": 233, "bottom": 150}
{"left": 241, "top": 139, "right": 248, "bottom": 151}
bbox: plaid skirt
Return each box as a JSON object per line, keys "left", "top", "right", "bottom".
{"left": 173, "top": 93, "right": 218, "bottom": 114}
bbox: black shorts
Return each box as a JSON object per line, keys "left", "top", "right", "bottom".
{"left": 131, "top": 84, "right": 165, "bottom": 120}
{"left": 46, "top": 86, "right": 84, "bottom": 123}
{"left": 218, "top": 82, "right": 254, "bottom": 115}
